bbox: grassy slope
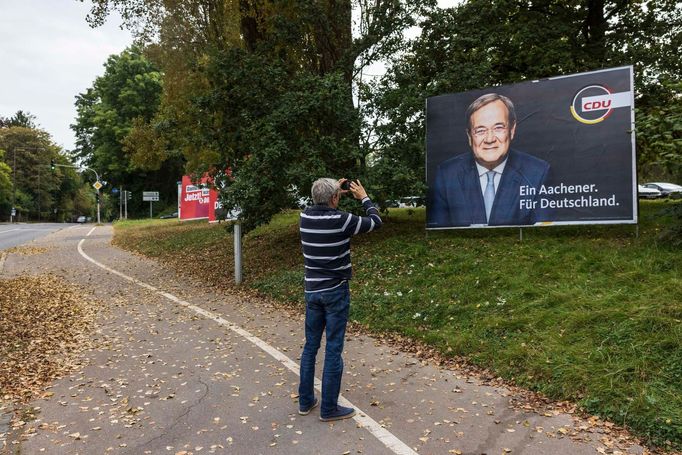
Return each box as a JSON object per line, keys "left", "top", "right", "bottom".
{"left": 113, "top": 201, "right": 682, "bottom": 449}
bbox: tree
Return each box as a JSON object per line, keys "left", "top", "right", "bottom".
{"left": 368, "top": 0, "right": 682, "bottom": 201}
{"left": 636, "top": 81, "right": 682, "bottom": 181}
{"left": 0, "top": 110, "right": 39, "bottom": 129}
{"left": 0, "top": 126, "right": 84, "bottom": 221}
{"left": 72, "top": 45, "right": 184, "bottom": 217}
{"left": 0, "top": 149, "right": 12, "bottom": 210}
{"left": 636, "top": 80, "right": 682, "bottom": 246}
{"left": 83, "top": 0, "right": 431, "bottom": 230}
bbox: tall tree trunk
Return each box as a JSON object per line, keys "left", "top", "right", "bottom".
{"left": 583, "top": 0, "right": 608, "bottom": 63}
{"left": 240, "top": 0, "right": 264, "bottom": 52}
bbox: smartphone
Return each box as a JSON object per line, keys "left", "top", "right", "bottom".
{"left": 341, "top": 180, "right": 351, "bottom": 191}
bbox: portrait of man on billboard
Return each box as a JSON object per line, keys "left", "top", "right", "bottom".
{"left": 428, "top": 93, "right": 550, "bottom": 227}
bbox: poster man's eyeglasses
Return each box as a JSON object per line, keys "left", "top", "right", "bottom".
{"left": 472, "top": 125, "right": 508, "bottom": 139}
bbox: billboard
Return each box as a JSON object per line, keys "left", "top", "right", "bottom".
{"left": 426, "top": 66, "right": 636, "bottom": 229}
{"left": 179, "top": 175, "right": 219, "bottom": 221}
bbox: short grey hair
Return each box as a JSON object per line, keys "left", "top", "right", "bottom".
{"left": 465, "top": 93, "right": 516, "bottom": 130}
{"left": 311, "top": 178, "right": 339, "bottom": 205}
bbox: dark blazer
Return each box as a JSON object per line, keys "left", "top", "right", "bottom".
{"left": 428, "top": 149, "right": 550, "bottom": 227}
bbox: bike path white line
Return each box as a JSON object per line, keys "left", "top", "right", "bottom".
{"left": 78, "top": 226, "right": 417, "bottom": 455}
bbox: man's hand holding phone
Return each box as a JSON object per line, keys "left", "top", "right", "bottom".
{"left": 339, "top": 178, "right": 368, "bottom": 200}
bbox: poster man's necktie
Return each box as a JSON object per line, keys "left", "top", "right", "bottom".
{"left": 484, "top": 170, "right": 496, "bottom": 222}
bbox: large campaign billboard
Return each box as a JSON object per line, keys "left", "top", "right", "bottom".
{"left": 426, "top": 66, "right": 636, "bottom": 230}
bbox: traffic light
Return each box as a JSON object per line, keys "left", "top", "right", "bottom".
{"left": 96, "top": 193, "right": 100, "bottom": 204}
{"left": 127, "top": 191, "right": 132, "bottom": 200}
{"left": 50, "top": 159, "right": 55, "bottom": 171}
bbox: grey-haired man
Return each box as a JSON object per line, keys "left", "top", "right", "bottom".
{"left": 297, "top": 178, "right": 382, "bottom": 421}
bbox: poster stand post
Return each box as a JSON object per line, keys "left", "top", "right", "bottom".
{"left": 234, "top": 222, "right": 243, "bottom": 285}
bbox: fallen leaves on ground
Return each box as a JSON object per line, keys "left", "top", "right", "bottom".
{"left": 5, "top": 246, "right": 51, "bottom": 256}
{"left": 0, "top": 274, "right": 97, "bottom": 403}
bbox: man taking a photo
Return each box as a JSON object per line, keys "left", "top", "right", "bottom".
{"left": 298, "top": 177, "right": 382, "bottom": 421}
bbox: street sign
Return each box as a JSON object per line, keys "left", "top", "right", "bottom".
{"left": 143, "top": 191, "right": 159, "bottom": 202}
{"left": 11, "top": 208, "right": 16, "bottom": 216}
{"left": 111, "top": 187, "right": 119, "bottom": 194}
{"left": 93, "top": 181, "right": 103, "bottom": 190}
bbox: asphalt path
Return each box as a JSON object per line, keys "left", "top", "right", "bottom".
{"left": 0, "top": 223, "right": 77, "bottom": 251}
{"left": 0, "top": 225, "right": 646, "bottom": 454}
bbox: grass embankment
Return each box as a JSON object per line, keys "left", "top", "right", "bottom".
{"left": 114, "top": 201, "right": 682, "bottom": 449}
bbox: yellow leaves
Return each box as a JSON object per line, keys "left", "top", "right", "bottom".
{"left": 5, "top": 246, "right": 50, "bottom": 256}
{"left": 0, "top": 274, "right": 96, "bottom": 404}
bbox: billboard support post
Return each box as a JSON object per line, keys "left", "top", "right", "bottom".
{"left": 234, "top": 222, "right": 243, "bottom": 285}
{"left": 519, "top": 228, "right": 523, "bottom": 242}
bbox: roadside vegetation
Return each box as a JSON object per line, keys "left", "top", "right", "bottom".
{"left": 113, "top": 200, "right": 682, "bottom": 450}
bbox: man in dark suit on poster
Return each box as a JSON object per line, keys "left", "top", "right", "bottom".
{"left": 428, "top": 93, "right": 550, "bottom": 228}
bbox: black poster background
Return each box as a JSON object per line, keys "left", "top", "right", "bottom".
{"left": 426, "top": 66, "right": 636, "bottom": 229}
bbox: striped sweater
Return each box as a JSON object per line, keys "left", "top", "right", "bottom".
{"left": 300, "top": 197, "right": 382, "bottom": 292}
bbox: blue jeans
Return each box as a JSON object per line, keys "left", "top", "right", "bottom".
{"left": 298, "top": 282, "right": 350, "bottom": 416}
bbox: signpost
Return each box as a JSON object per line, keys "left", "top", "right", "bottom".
{"left": 143, "top": 191, "right": 160, "bottom": 218}
{"left": 93, "top": 181, "right": 102, "bottom": 223}
{"left": 120, "top": 190, "right": 132, "bottom": 219}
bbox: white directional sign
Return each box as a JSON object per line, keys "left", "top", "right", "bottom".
{"left": 143, "top": 191, "right": 159, "bottom": 202}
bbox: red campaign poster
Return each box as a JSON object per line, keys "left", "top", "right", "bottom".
{"left": 179, "top": 174, "right": 218, "bottom": 221}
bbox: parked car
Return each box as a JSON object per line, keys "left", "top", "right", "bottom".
{"left": 643, "top": 182, "right": 682, "bottom": 198}
{"left": 398, "top": 196, "right": 425, "bottom": 208}
{"left": 638, "top": 185, "right": 662, "bottom": 199}
{"left": 76, "top": 216, "right": 86, "bottom": 223}
{"left": 159, "top": 211, "right": 178, "bottom": 219}
{"left": 297, "top": 197, "right": 311, "bottom": 209}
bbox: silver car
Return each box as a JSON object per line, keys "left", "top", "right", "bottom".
{"left": 643, "top": 182, "right": 682, "bottom": 198}
{"left": 638, "top": 185, "right": 661, "bottom": 199}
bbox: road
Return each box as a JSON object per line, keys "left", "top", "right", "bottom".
{"left": 0, "top": 223, "right": 76, "bottom": 251}
{"left": 0, "top": 225, "right": 645, "bottom": 454}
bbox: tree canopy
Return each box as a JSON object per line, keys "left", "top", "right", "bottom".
{"left": 367, "top": 0, "right": 682, "bottom": 200}
{"left": 72, "top": 45, "right": 185, "bottom": 217}
{"left": 79, "top": 0, "right": 682, "bottom": 229}
{"left": 0, "top": 116, "right": 89, "bottom": 222}
{"left": 82, "top": 0, "right": 429, "bottom": 230}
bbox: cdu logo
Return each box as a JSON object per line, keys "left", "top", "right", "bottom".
{"left": 570, "top": 85, "right": 632, "bottom": 125}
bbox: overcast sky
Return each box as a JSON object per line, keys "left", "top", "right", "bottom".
{"left": 0, "top": 0, "right": 132, "bottom": 151}
{"left": 1, "top": 1, "right": 458, "bottom": 152}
